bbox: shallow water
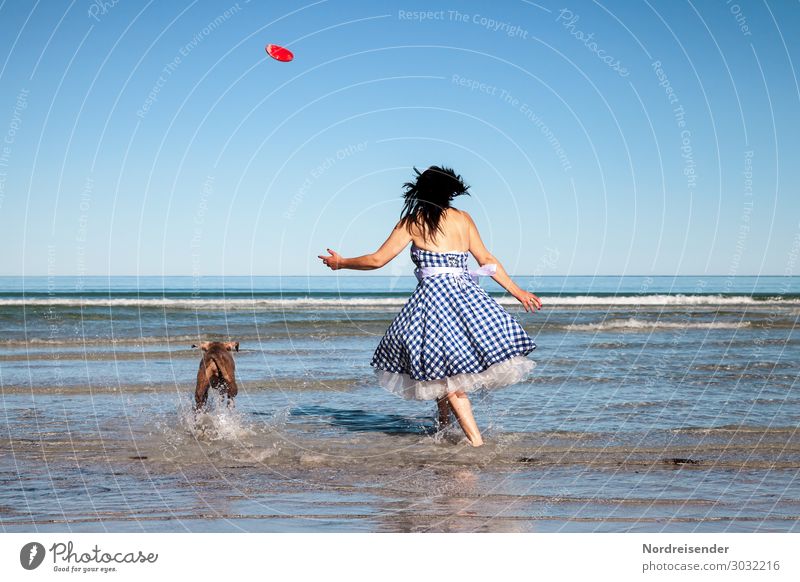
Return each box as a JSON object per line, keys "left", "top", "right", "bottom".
{"left": 1, "top": 276, "right": 798, "bottom": 532}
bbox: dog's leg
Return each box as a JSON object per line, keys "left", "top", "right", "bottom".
{"left": 225, "top": 380, "right": 238, "bottom": 409}
{"left": 215, "top": 354, "right": 238, "bottom": 409}
{"left": 194, "top": 361, "right": 211, "bottom": 412}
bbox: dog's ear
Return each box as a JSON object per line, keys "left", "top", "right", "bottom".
{"left": 192, "top": 342, "right": 211, "bottom": 352}
{"left": 225, "top": 341, "right": 239, "bottom": 352}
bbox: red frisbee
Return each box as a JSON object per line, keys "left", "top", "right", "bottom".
{"left": 265, "top": 44, "right": 293, "bottom": 62}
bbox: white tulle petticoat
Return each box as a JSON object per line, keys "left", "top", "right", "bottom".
{"left": 376, "top": 355, "right": 535, "bottom": 401}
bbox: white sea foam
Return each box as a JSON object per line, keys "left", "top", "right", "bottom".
{"left": 0, "top": 294, "right": 796, "bottom": 309}
{"left": 566, "top": 318, "right": 752, "bottom": 331}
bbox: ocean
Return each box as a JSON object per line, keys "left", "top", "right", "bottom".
{"left": 1, "top": 275, "right": 798, "bottom": 532}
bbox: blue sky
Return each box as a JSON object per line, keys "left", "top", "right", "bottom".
{"left": 1, "top": 0, "right": 798, "bottom": 277}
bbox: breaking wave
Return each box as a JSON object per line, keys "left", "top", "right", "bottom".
{"left": 0, "top": 294, "right": 797, "bottom": 309}
{"left": 567, "top": 318, "right": 752, "bottom": 331}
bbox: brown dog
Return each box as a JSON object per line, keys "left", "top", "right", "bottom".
{"left": 192, "top": 341, "right": 239, "bottom": 410}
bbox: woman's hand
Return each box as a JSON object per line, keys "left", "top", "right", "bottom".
{"left": 318, "top": 248, "right": 343, "bottom": 270}
{"left": 514, "top": 290, "right": 542, "bottom": 313}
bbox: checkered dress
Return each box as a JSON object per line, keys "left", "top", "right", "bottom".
{"left": 371, "top": 247, "right": 535, "bottom": 399}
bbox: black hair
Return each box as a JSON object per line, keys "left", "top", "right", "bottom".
{"left": 399, "top": 165, "right": 470, "bottom": 242}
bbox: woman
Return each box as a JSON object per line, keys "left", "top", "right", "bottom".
{"left": 319, "top": 166, "right": 541, "bottom": 446}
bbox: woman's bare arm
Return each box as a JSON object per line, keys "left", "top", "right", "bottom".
{"left": 465, "top": 212, "right": 542, "bottom": 312}
{"left": 319, "top": 221, "right": 412, "bottom": 271}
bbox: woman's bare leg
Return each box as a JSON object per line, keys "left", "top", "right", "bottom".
{"left": 436, "top": 397, "right": 452, "bottom": 429}
{"left": 446, "top": 390, "right": 484, "bottom": 447}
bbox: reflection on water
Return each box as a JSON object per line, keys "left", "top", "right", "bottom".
{"left": 291, "top": 405, "right": 437, "bottom": 436}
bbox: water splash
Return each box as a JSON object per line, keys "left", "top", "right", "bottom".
{"left": 179, "top": 391, "right": 255, "bottom": 442}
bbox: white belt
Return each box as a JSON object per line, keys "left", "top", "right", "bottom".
{"left": 414, "top": 264, "right": 497, "bottom": 283}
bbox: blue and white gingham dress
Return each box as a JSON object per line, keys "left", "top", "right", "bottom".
{"left": 371, "top": 246, "right": 536, "bottom": 400}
